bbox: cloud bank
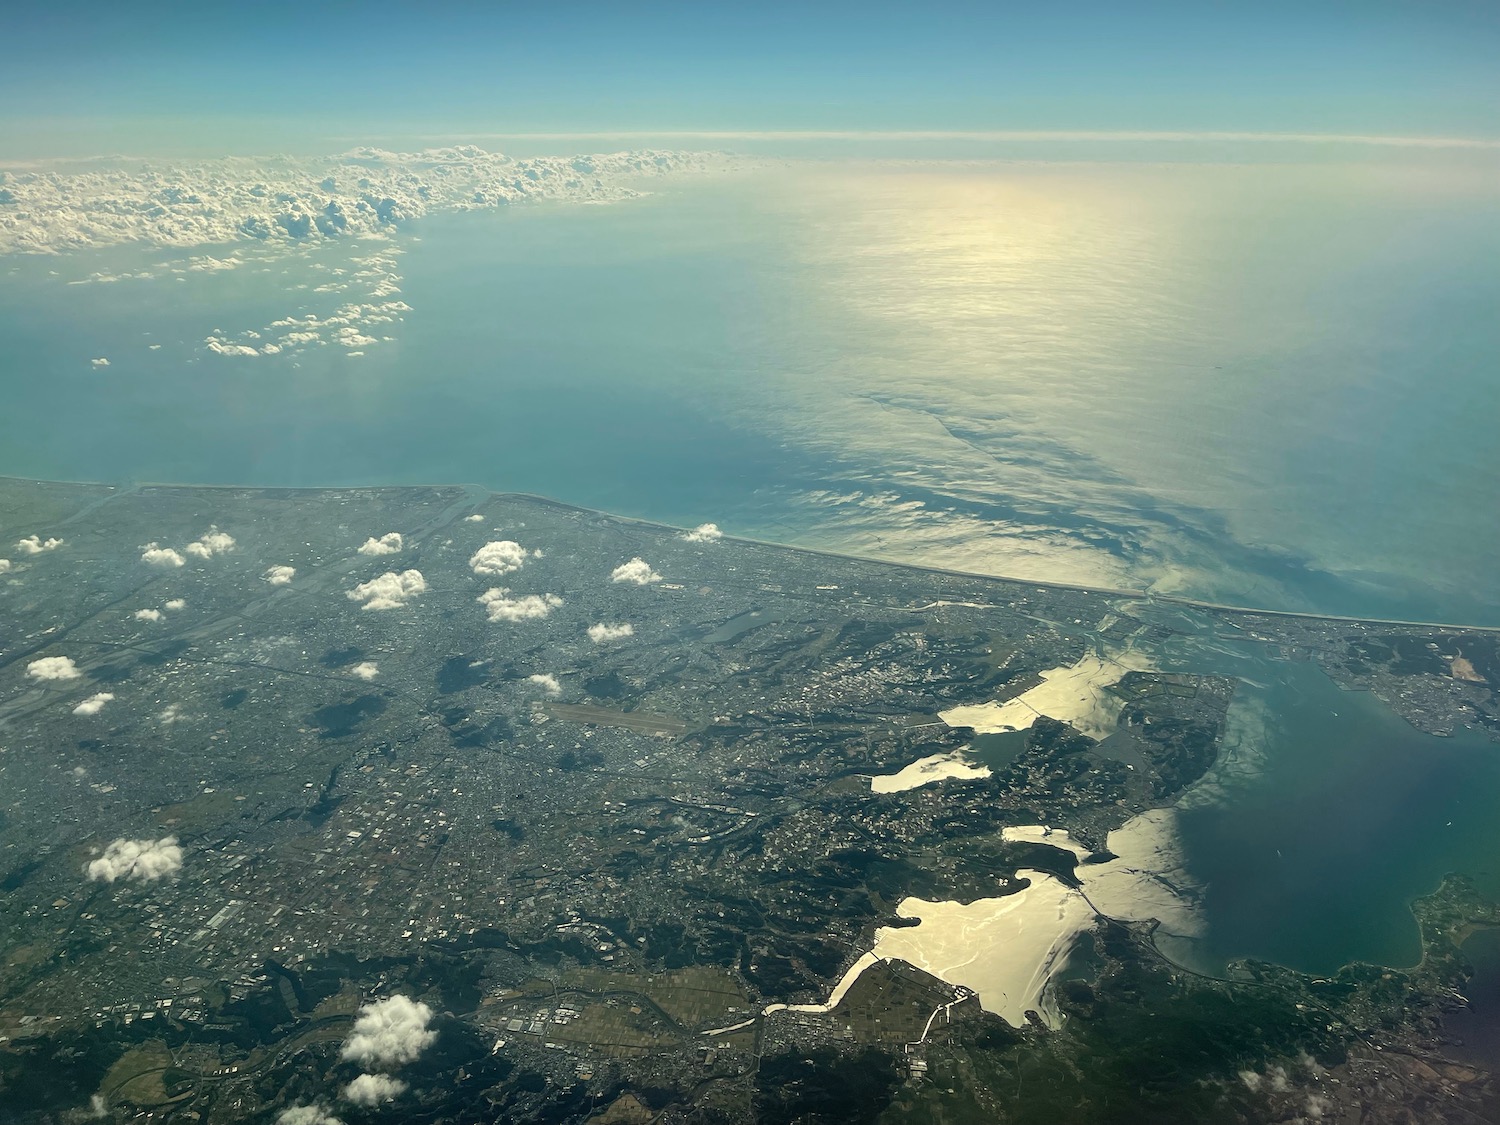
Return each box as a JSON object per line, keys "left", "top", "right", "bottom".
{"left": 340, "top": 995, "right": 437, "bottom": 1068}
{"left": 85, "top": 836, "right": 183, "bottom": 883}
{"left": 348, "top": 569, "right": 426, "bottom": 610}
{"left": 0, "top": 147, "right": 718, "bottom": 256}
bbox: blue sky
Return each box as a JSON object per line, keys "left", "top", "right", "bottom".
{"left": 3, "top": 1, "right": 1498, "bottom": 155}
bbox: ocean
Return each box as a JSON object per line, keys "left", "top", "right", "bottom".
{"left": 2, "top": 155, "right": 1499, "bottom": 999}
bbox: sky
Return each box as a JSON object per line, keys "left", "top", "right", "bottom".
{"left": 2, "top": 1, "right": 1498, "bottom": 157}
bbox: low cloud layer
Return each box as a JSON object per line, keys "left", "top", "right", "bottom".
{"left": 27, "top": 656, "right": 81, "bottom": 681}
{"left": 478, "top": 588, "right": 562, "bottom": 622}
{"left": 264, "top": 565, "right": 296, "bottom": 586}
{"left": 469, "top": 540, "right": 530, "bottom": 577}
{"left": 1, "top": 147, "right": 717, "bottom": 257}
{"left": 343, "top": 1074, "right": 407, "bottom": 1107}
{"left": 358, "top": 532, "right": 403, "bottom": 556}
{"left": 85, "top": 836, "right": 183, "bottom": 883}
{"left": 588, "top": 622, "right": 634, "bottom": 643}
{"left": 610, "top": 558, "right": 662, "bottom": 585}
{"left": 73, "top": 692, "right": 114, "bottom": 716}
{"left": 683, "top": 523, "right": 723, "bottom": 543}
{"left": 340, "top": 995, "right": 437, "bottom": 1068}
{"left": 348, "top": 569, "right": 426, "bottom": 610}
{"left": 141, "top": 543, "right": 186, "bottom": 567}
{"left": 16, "top": 535, "right": 63, "bottom": 554}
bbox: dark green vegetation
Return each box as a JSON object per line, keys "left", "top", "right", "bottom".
{"left": 0, "top": 479, "right": 1496, "bottom": 1123}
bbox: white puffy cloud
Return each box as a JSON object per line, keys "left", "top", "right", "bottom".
{"left": 189, "top": 255, "right": 239, "bottom": 272}
{"left": 85, "top": 836, "right": 183, "bottom": 883}
{"left": 185, "top": 527, "right": 235, "bottom": 558}
{"left": 277, "top": 1105, "right": 343, "bottom": 1125}
{"left": 73, "top": 692, "right": 114, "bottom": 716}
{"left": 469, "top": 540, "right": 528, "bottom": 577}
{"left": 134, "top": 608, "right": 163, "bottom": 622}
{"left": 340, "top": 995, "right": 437, "bottom": 1068}
{"left": 348, "top": 569, "right": 426, "bottom": 610}
{"left": 350, "top": 661, "right": 380, "bottom": 680}
{"left": 358, "top": 532, "right": 403, "bottom": 556}
{"left": 588, "top": 622, "right": 634, "bottom": 643}
{"left": 27, "top": 656, "right": 81, "bottom": 681}
{"left": 141, "top": 542, "right": 185, "bottom": 568}
{"left": 683, "top": 523, "right": 723, "bottom": 543}
{"left": 478, "top": 588, "right": 562, "bottom": 623}
{"left": 91, "top": 357, "right": 110, "bottom": 368}
{"left": 464, "top": 513, "right": 485, "bottom": 522}
{"left": 342, "top": 1074, "right": 407, "bottom": 1107}
{"left": 610, "top": 558, "right": 661, "bottom": 585}
{"left": 164, "top": 598, "right": 186, "bottom": 610}
{"left": 0, "top": 559, "right": 11, "bottom": 573}
{"left": 527, "top": 673, "right": 562, "bottom": 697}
{"left": 16, "top": 535, "right": 64, "bottom": 554}
{"left": 264, "top": 565, "right": 296, "bottom": 586}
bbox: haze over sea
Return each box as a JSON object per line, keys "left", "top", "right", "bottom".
{"left": 5, "top": 152, "right": 1498, "bottom": 627}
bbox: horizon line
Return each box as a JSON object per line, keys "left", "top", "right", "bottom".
{"left": 399, "top": 129, "right": 1500, "bottom": 150}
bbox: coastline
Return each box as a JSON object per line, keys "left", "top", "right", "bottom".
{"left": 6, "top": 472, "right": 1499, "bottom": 636}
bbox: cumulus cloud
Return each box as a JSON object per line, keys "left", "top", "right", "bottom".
{"left": 91, "top": 357, "right": 110, "bottom": 368}
{"left": 0, "top": 559, "right": 10, "bottom": 573}
{"left": 468, "top": 540, "right": 528, "bottom": 577}
{"left": 27, "top": 656, "right": 81, "bottom": 681}
{"left": 141, "top": 542, "right": 185, "bottom": 568}
{"left": 16, "top": 535, "right": 63, "bottom": 554}
{"left": 341, "top": 995, "right": 437, "bottom": 1068}
{"left": 85, "top": 836, "right": 183, "bottom": 883}
{"left": 527, "top": 673, "right": 562, "bottom": 697}
{"left": 185, "top": 527, "right": 235, "bottom": 558}
{"left": 164, "top": 598, "right": 186, "bottom": 610}
{"left": 682, "top": 523, "right": 723, "bottom": 543}
{"left": 478, "top": 588, "right": 562, "bottom": 623}
{"left": 588, "top": 622, "right": 634, "bottom": 643}
{"left": 358, "top": 532, "right": 403, "bottom": 556}
{"left": 610, "top": 557, "right": 662, "bottom": 585}
{"left": 348, "top": 569, "right": 426, "bottom": 611}
{"left": 464, "top": 513, "right": 484, "bottom": 522}
{"left": 73, "top": 692, "right": 114, "bottom": 716}
{"left": 277, "top": 1105, "right": 343, "bottom": 1125}
{"left": 134, "top": 608, "right": 163, "bottom": 622}
{"left": 342, "top": 1074, "right": 407, "bottom": 1107}
{"left": 264, "top": 564, "right": 296, "bottom": 586}
{"left": 350, "top": 661, "right": 380, "bottom": 680}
